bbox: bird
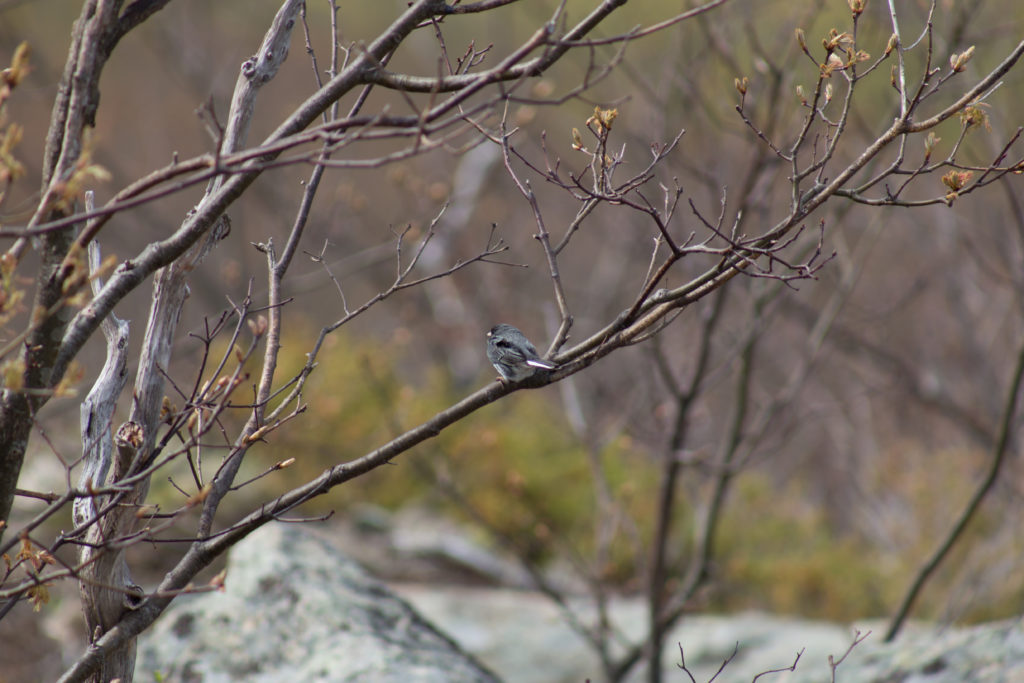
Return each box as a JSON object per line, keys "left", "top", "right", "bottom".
{"left": 486, "top": 324, "right": 557, "bottom": 382}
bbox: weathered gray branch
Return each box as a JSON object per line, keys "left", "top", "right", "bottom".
{"left": 70, "top": 3, "right": 304, "bottom": 680}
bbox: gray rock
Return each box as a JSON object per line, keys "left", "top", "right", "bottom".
{"left": 782, "top": 618, "right": 1024, "bottom": 683}
{"left": 394, "top": 584, "right": 1024, "bottom": 683}
{"left": 137, "top": 524, "right": 498, "bottom": 683}
{"left": 393, "top": 585, "right": 855, "bottom": 682}
{"left": 389, "top": 506, "right": 534, "bottom": 587}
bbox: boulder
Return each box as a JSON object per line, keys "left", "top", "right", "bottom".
{"left": 395, "top": 584, "right": 1024, "bottom": 682}
{"left": 137, "top": 524, "right": 498, "bottom": 682}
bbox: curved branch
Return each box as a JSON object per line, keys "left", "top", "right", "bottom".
{"left": 884, "top": 335, "right": 1024, "bottom": 641}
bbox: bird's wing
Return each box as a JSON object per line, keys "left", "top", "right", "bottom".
{"left": 495, "top": 338, "right": 529, "bottom": 361}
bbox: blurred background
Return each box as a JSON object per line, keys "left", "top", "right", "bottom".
{"left": 2, "top": 0, "right": 1023, "bottom": 673}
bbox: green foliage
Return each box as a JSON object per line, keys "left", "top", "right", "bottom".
{"left": 432, "top": 400, "right": 660, "bottom": 572}
{"left": 242, "top": 324, "right": 422, "bottom": 509}
{"left": 181, "top": 326, "right": 1020, "bottom": 624}
{"left": 717, "top": 475, "right": 892, "bottom": 619}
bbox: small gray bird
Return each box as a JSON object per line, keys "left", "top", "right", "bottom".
{"left": 486, "top": 324, "right": 557, "bottom": 382}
